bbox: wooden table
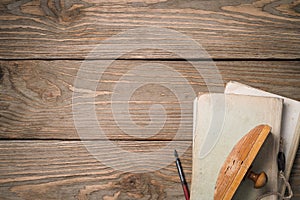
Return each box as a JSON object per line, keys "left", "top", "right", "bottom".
{"left": 0, "top": 0, "right": 299, "bottom": 199}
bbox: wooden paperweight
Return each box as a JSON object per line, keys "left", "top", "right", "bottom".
{"left": 214, "top": 124, "right": 271, "bottom": 200}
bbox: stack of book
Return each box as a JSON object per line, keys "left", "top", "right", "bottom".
{"left": 191, "top": 81, "right": 300, "bottom": 200}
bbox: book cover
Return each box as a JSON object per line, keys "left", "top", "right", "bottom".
{"left": 191, "top": 93, "right": 283, "bottom": 199}
{"left": 225, "top": 81, "right": 300, "bottom": 194}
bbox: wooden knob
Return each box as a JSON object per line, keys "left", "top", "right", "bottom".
{"left": 248, "top": 171, "right": 268, "bottom": 188}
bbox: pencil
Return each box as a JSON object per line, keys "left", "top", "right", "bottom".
{"left": 174, "top": 149, "right": 190, "bottom": 200}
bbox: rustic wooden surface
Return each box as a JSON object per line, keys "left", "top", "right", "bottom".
{"left": 0, "top": 0, "right": 300, "bottom": 59}
{"left": 1, "top": 60, "right": 299, "bottom": 140}
{"left": 0, "top": 141, "right": 192, "bottom": 200}
{"left": 0, "top": 0, "right": 300, "bottom": 199}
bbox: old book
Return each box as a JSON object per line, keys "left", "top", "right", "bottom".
{"left": 225, "top": 81, "right": 300, "bottom": 194}
{"left": 191, "top": 93, "right": 283, "bottom": 200}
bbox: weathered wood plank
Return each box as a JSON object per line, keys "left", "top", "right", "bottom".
{"left": 0, "top": 60, "right": 299, "bottom": 140}
{"left": 0, "top": 0, "right": 299, "bottom": 59}
{"left": 0, "top": 141, "right": 192, "bottom": 200}
{"left": 0, "top": 141, "right": 299, "bottom": 199}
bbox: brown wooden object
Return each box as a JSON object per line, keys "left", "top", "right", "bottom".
{"left": 247, "top": 170, "right": 268, "bottom": 188}
{"left": 214, "top": 124, "right": 271, "bottom": 200}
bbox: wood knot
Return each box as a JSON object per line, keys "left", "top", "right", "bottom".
{"left": 294, "top": 4, "right": 300, "bottom": 13}
{"left": 120, "top": 174, "right": 141, "bottom": 190}
{"left": 118, "top": 174, "right": 166, "bottom": 199}
{"left": 39, "top": 0, "right": 92, "bottom": 23}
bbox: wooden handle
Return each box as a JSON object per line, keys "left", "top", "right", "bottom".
{"left": 248, "top": 171, "right": 268, "bottom": 188}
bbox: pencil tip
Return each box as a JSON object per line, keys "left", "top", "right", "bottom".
{"left": 174, "top": 149, "right": 178, "bottom": 158}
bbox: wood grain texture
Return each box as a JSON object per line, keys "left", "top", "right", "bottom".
{"left": 0, "top": 1, "right": 299, "bottom": 199}
{"left": 0, "top": 0, "right": 300, "bottom": 59}
{"left": 0, "top": 60, "right": 299, "bottom": 140}
{"left": 0, "top": 141, "right": 192, "bottom": 200}
{"left": 0, "top": 141, "right": 299, "bottom": 200}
